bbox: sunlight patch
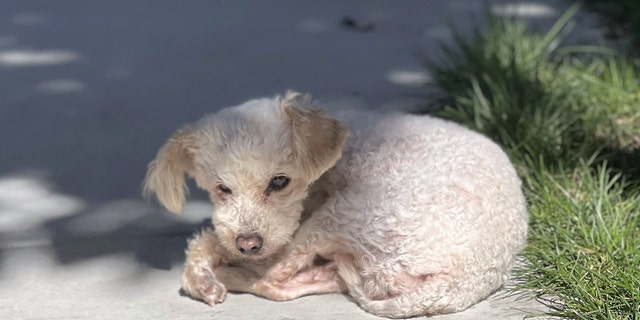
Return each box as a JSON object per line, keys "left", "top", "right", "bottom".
{"left": 491, "top": 2, "right": 557, "bottom": 18}
{"left": 11, "top": 13, "right": 48, "bottom": 26}
{"left": 386, "top": 70, "right": 431, "bottom": 86}
{"left": 0, "top": 49, "right": 80, "bottom": 67}
{"left": 36, "top": 79, "right": 85, "bottom": 94}
{"left": 0, "top": 174, "right": 84, "bottom": 232}
{"left": 64, "top": 200, "right": 156, "bottom": 235}
{"left": 299, "top": 19, "right": 330, "bottom": 33}
{"left": 64, "top": 199, "right": 211, "bottom": 236}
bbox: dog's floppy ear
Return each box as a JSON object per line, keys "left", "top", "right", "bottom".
{"left": 281, "top": 91, "right": 349, "bottom": 181}
{"left": 143, "top": 127, "right": 197, "bottom": 213}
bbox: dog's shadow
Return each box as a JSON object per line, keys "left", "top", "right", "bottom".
{"left": 42, "top": 206, "right": 212, "bottom": 271}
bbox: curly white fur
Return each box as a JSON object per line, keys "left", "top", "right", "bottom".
{"left": 143, "top": 92, "right": 528, "bottom": 318}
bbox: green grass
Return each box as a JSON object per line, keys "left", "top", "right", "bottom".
{"left": 518, "top": 162, "right": 640, "bottom": 319}
{"left": 423, "top": 5, "right": 640, "bottom": 320}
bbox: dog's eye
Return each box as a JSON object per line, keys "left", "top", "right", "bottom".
{"left": 217, "top": 184, "right": 232, "bottom": 195}
{"left": 267, "top": 175, "right": 290, "bottom": 192}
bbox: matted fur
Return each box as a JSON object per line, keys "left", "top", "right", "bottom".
{"left": 143, "top": 92, "right": 528, "bottom": 318}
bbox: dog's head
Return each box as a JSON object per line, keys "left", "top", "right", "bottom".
{"left": 143, "top": 92, "right": 349, "bottom": 260}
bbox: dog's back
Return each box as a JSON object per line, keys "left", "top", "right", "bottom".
{"left": 316, "top": 111, "right": 528, "bottom": 317}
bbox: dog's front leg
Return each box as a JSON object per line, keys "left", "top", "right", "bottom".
{"left": 257, "top": 213, "right": 342, "bottom": 299}
{"left": 251, "top": 262, "right": 346, "bottom": 301}
{"left": 270, "top": 211, "right": 337, "bottom": 280}
{"left": 181, "top": 228, "right": 231, "bottom": 306}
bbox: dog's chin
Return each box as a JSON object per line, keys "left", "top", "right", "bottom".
{"left": 237, "top": 250, "right": 273, "bottom": 261}
{"left": 232, "top": 247, "right": 282, "bottom": 263}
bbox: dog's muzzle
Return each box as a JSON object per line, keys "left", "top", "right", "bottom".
{"left": 235, "top": 234, "right": 263, "bottom": 255}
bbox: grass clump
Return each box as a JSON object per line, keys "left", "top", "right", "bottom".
{"left": 567, "top": 57, "right": 640, "bottom": 151}
{"left": 519, "top": 162, "right": 640, "bottom": 319}
{"left": 424, "top": 5, "right": 640, "bottom": 319}
{"left": 427, "top": 6, "right": 594, "bottom": 170}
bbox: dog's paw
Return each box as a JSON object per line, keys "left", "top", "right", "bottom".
{"left": 182, "top": 262, "right": 228, "bottom": 306}
{"left": 197, "top": 276, "right": 227, "bottom": 306}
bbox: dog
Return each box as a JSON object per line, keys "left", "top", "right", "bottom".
{"left": 143, "top": 92, "right": 528, "bottom": 318}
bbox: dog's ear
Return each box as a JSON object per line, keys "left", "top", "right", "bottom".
{"left": 143, "top": 127, "right": 197, "bottom": 213}
{"left": 281, "top": 92, "right": 349, "bottom": 181}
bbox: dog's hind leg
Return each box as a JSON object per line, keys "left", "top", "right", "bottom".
{"left": 337, "top": 264, "right": 501, "bottom": 318}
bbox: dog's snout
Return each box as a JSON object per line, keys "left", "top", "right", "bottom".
{"left": 235, "top": 234, "right": 263, "bottom": 255}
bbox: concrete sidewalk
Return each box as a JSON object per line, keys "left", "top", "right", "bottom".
{"left": 0, "top": 1, "right": 603, "bottom": 319}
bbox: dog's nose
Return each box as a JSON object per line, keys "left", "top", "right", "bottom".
{"left": 235, "top": 234, "right": 263, "bottom": 255}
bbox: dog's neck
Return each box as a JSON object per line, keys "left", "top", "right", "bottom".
{"left": 301, "top": 167, "right": 347, "bottom": 223}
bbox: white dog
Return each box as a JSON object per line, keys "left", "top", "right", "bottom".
{"left": 144, "top": 92, "right": 528, "bottom": 318}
